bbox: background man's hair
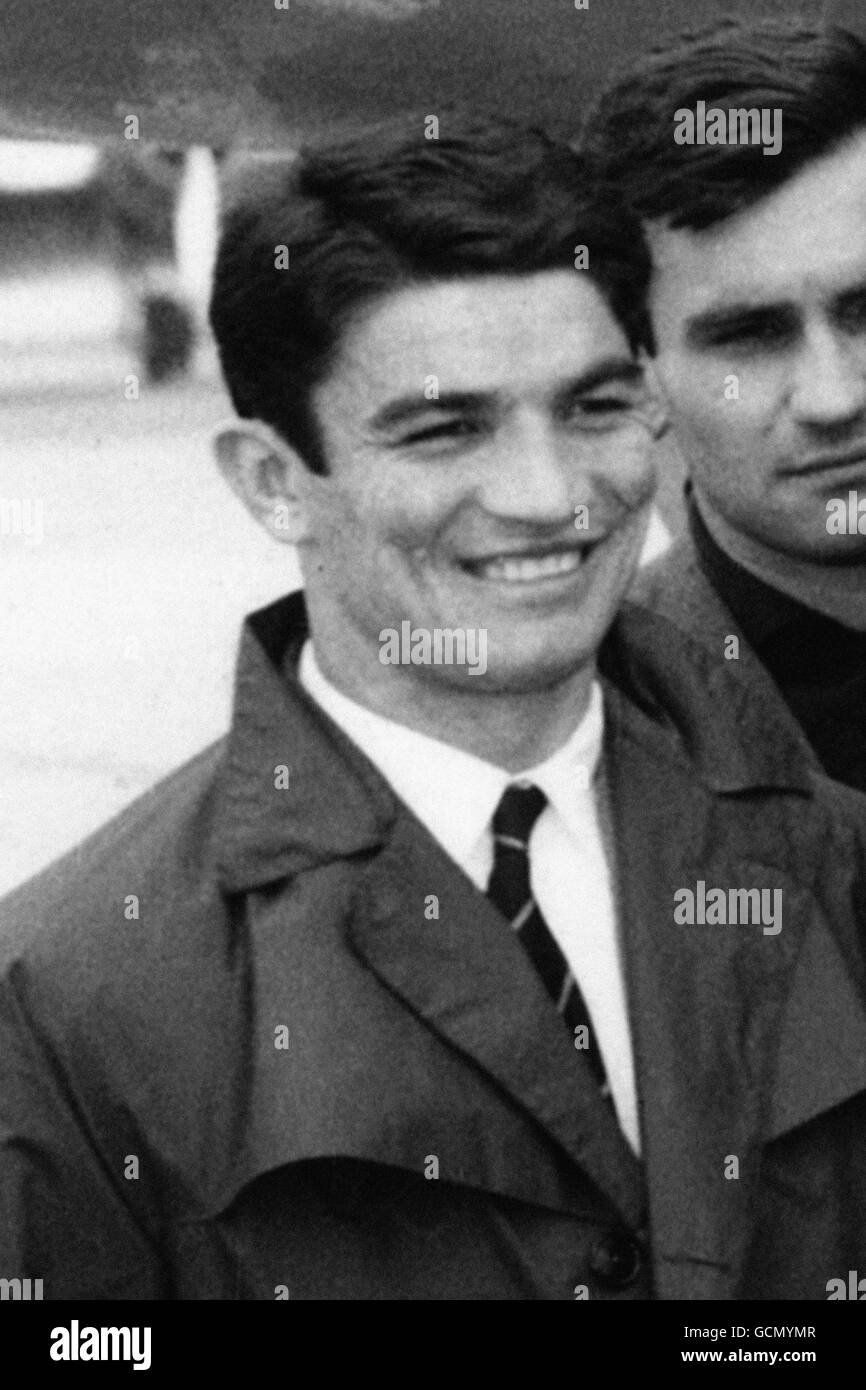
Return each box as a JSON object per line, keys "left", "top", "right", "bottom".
{"left": 209, "top": 110, "right": 652, "bottom": 474}
{"left": 581, "top": 16, "right": 866, "bottom": 232}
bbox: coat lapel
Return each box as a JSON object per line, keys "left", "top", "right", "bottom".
{"left": 629, "top": 537, "right": 823, "bottom": 762}
{"left": 211, "top": 593, "right": 643, "bottom": 1228}
{"left": 602, "top": 678, "right": 866, "bottom": 1299}
{"left": 768, "top": 912, "right": 866, "bottom": 1140}
{"left": 204, "top": 808, "right": 646, "bottom": 1227}
{"left": 348, "top": 809, "right": 646, "bottom": 1230}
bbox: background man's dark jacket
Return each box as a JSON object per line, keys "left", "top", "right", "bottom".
{"left": 631, "top": 528, "right": 866, "bottom": 794}
{"left": 1, "top": 591, "right": 866, "bottom": 1301}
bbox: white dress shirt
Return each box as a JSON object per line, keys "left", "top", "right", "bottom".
{"left": 299, "top": 641, "right": 640, "bottom": 1152}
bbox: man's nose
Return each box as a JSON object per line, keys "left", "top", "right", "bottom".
{"left": 475, "top": 418, "right": 580, "bottom": 524}
{"left": 789, "top": 325, "right": 866, "bottom": 428}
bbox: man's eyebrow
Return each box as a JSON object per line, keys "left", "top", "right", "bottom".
{"left": 684, "top": 301, "right": 797, "bottom": 347}
{"left": 834, "top": 279, "right": 866, "bottom": 310}
{"left": 367, "top": 358, "right": 643, "bottom": 433}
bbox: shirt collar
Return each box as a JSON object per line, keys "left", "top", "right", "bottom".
{"left": 211, "top": 589, "right": 818, "bottom": 894}
{"left": 299, "top": 640, "right": 604, "bottom": 873}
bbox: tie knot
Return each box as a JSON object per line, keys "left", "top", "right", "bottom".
{"left": 492, "top": 782, "right": 547, "bottom": 848}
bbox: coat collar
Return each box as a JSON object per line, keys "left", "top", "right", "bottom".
{"left": 597, "top": 599, "right": 818, "bottom": 795}
{"left": 212, "top": 592, "right": 397, "bottom": 892}
{"left": 687, "top": 493, "right": 817, "bottom": 649}
{"left": 628, "top": 533, "right": 826, "bottom": 776}
{"left": 213, "top": 588, "right": 818, "bottom": 893}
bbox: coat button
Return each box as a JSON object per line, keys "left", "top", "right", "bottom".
{"left": 588, "top": 1231, "right": 643, "bottom": 1289}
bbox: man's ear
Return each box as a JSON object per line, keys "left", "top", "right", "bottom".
{"left": 638, "top": 352, "right": 672, "bottom": 441}
{"left": 212, "top": 420, "right": 312, "bottom": 546}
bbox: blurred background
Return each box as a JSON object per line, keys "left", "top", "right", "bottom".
{"left": 0, "top": 140, "right": 298, "bottom": 890}
{"left": 0, "top": 0, "right": 856, "bottom": 890}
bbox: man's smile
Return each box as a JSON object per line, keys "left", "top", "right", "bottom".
{"left": 458, "top": 543, "right": 599, "bottom": 585}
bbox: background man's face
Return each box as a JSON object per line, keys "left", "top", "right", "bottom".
{"left": 647, "top": 131, "right": 866, "bottom": 562}
{"left": 294, "top": 268, "right": 658, "bottom": 694}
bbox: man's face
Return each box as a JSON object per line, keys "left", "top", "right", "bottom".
{"left": 647, "top": 130, "right": 866, "bottom": 561}
{"left": 293, "top": 268, "right": 658, "bottom": 694}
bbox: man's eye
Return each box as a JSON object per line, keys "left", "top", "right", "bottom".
{"left": 578, "top": 396, "right": 632, "bottom": 413}
{"left": 708, "top": 322, "right": 793, "bottom": 350}
{"left": 401, "top": 419, "right": 479, "bottom": 445}
{"left": 837, "top": 294, "right": 866, "bottom": 332}
{"left": 566, "top": 396, "right": 636, "bottom": 426}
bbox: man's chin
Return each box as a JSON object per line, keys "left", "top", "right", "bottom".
{"left": 450, "top": 643, "right": 597, "bottom": 695}
{"left": 773, "top": 526, "right": 866, "bottom": 567}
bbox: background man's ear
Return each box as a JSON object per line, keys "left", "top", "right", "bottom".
{"left": 638, "top": 356, "right": 672, "bottom": 440}
{"left": 212, "top": 421, "right": 309, "bottom": 545}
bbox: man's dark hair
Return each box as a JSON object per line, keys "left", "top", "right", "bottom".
{"left": 582, "top": 16, "right": 866, "bottom": 232}
{"left": 209, "top": 111, "right": 652, "bottom": 474}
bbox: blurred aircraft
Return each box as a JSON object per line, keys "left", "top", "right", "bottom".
{"left": 2, "top": 0, "right": 856, "bottom": 149}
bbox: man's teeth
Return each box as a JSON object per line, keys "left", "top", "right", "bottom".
{"left": 473, "top": 550, "right": 585, "bottom": 582}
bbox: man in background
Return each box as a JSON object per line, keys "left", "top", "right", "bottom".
{"left": 585, "top": 16, "right": 866, "bottom": 793}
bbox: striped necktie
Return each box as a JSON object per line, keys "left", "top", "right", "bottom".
{"left": 487, "top": 782, "right": 608, "bottom": 1090}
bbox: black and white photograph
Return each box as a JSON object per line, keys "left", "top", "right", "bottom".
{"left": 1, "top": 0, "right": 866, "bottom": 1350}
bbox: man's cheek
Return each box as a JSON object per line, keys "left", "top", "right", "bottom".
{"left": 679, "top": 382, "right": 756, "bottom": 451}
{"left": 380, "top": 502, "right": 453, "bottom": 549}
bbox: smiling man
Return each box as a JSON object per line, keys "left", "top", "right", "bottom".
{"left": 3, "top": 114, "right": 866, "bottom": 1302}
{"left": 585, "top": 17, "right": 866, "bottom": 794}
{"left": 214, "top": 222, "right": 657, "bottom": 769}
